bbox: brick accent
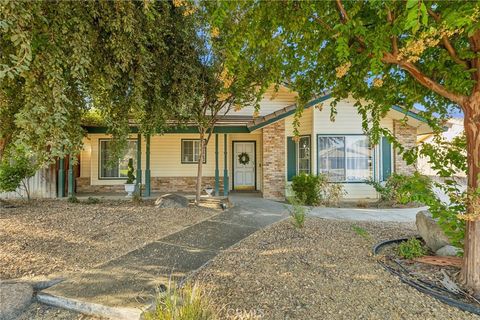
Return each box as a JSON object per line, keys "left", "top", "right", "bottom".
{"left": 262, "top": 120, "right": 285, "bottom": 200}
{"left": 393, "top": 120, "right": 417, "bottom": 175}
{"left": 75, "top": 176, "right": 223, "bottom": 194}
{"left": 151, "top": 176, "right": 223, "bottom": 193}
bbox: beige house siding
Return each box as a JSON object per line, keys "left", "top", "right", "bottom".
{"left": 79, "top": 132, "right": 263, "bottom": 193}
{"left": 230, "top": 86, "right": 298, "bottom": 117}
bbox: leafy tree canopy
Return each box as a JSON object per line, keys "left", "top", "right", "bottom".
{"left": 207, "top": 0, "right": 479, "bottom": 140}
{"left": 1, "top": 0, "right": 203, "bottom": 163}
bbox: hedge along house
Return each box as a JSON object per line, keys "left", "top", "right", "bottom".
{"left": 71, "top": 85, "right": 432, "bottom": 201}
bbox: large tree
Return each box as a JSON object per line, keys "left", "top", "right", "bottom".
{"left": 173, "top": 1, "right": 279, "bottom": 204}
{"left": 208, "top": 0, "right": 480, "bottom": 294}
{"left": 1, "top": 0, "right": 201, "bottom": 163}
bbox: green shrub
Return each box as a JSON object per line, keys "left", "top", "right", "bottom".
{"left": 368, "top": 172, "right": 434, "bottom": 205}
{"left": 397, "top": 238, "right": 427, "bottom": 259}
{"left": 369, "top": 172, "right": 465, "bottom": 249}
{"left": 0, "top": 153, "right": 37, "bottom": 200}
{"left": 288, "top": 196, "right": 307, "bottom": 228}
{"left": 85, "top": 197, "right": 100, "bottom": 204}
{"left": 125, "top": 158, "right": 135, "bottom": 184}
{"left": 291, "top": 173, "right": 345, "bottom": 206}
{"left": 67, "top": 195, "right": 79, "bottom": 203}
{"left": 144, "top": 282, "right": 216, "bottom": 320}
{"left": 291, "top": 173, "right": 322, "bottom": 205}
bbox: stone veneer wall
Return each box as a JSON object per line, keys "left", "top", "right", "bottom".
{"left": 262, "top": 120, "right": 286, "bottom": 200}
{"left": 393, "top": 120, "right": 417, "bottom": 175}
{"left": 76, "top": 176, "right": 223, "bottom": 193}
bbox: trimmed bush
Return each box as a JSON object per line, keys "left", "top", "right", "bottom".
{"left": 291, "top": 173, "right": 345, "bottom": 206}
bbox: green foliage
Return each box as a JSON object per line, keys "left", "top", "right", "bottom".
{"left": 351, "top": 225, "right": 370, "bottom": 240}
{"left": 287, "top": 196, "right": 307, "bottom": 229}
{"left": 368, "top": 172, "right": 434, "bottom": 205}
{"left": 85, "top": 197, "right": 100, "bottom": 205}
{"left": 291, "top": 173, "right": 345, "bottom": 206}
{"left": 0, "top": 152, "right": 37, "bottom": 199}
{"left": 397, "top": 238, "right": 428, "bottom": 260}
{"left": 125, "top": 158, "right": 135, "bottom": 184}
{"left": 1, "top": 1, "right": 203, "bottom": 164}
{"left": 67, "top": 195, "right": 79, "bottom": 203}
{"left": 291, "top": 174, "right": 323, "bottom": 206}
{"left": 144, "top": 282, "right": 217, "bottom": 320}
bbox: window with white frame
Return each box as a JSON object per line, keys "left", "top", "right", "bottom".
{"left": 298, "top": 136, "right": 311, "bottom": 175}
{"left": 99, "top": 140, "right": 137, "bottom": 178}
{"left": 181, "top": 139, "right": 206, "bottom": 163}
{"left": 318, "top": 135, "right": 372, "bottom": 182}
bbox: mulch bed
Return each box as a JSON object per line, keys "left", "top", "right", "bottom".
{"left": 0, "top": 199, "right": 216, "bottom": 280}
{"left": 378, "top": 241, "right": 480, "bottom": 309}
{"left": 194, "top": 218, "right": 477, "bottom": 319}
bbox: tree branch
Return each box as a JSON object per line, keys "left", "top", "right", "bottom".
{"left": 382, "top": 52, "right": 467, "bottom": 107}
{"left": 335, "top": 0, "right": 349, "bottom": 22}
{"left": 386, "top": 9, "right": 398, "bottom": 55}
{"left": 427, "top": 8, "right": 468, "bottom": 68}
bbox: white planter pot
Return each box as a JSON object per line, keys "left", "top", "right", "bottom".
{"left": 125, "top": 184, "right": 136, "bottom": 197}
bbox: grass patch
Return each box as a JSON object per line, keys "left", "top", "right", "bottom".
{"left": 144, "top": 282, "right": 217, "bottom": 320}
{"left": 351, "top": 225, "right": 370, "bottom": 239}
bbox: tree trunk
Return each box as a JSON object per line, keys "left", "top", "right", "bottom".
{"left": 461, "top": 95, "right": 480, "bottom": 296}
{"left": 195, "top": 131, "right": 205, "bottom": 205}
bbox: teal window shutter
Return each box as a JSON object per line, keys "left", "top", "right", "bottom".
{"left": 287, "top": 137, "right": 297, "bottom": 181}
{"left": 381, "top": 137, "right": 392, "bottom": 181}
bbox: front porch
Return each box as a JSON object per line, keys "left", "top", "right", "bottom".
{"left": 62, "top": 122, "right": 287, "bottom": 201}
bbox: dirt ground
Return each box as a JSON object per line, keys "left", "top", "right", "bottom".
{"left": 0, "top": 199, "right": 216, "bottom": 280}
{"left": 194, "top": 218, "right": 477, "bottom": 320}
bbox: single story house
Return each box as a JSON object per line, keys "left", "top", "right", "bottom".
{"left": 73, "top": 85, "right": 431, "bottom": 201}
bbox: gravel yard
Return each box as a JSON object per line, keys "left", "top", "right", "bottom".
{"left": 0, "top": 199, "right": 215, "bottom": 280}
{"left": 195, "top": 217, "right": 477, "bottom": 319}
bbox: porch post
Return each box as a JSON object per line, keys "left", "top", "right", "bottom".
{"left": 215, "top": 134, "right": 219, "bottom": 196}
{"left": 145, "top": 134, "right": 151, "bottom": 197}
{"left": 223, "top": 134, "right": 229, "bottom": 196}
{"left": 58, "top": 157, "right": 65, "bottom": 198}
{"left": 136, "top": 133, "right": 142, "bottom": 196}
{"left": 67, "top": 156, "right": 74, "bottom": 197}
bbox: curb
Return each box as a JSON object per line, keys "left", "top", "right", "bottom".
{"left": 37, "top": 292, "right": 142, "bottom": 320}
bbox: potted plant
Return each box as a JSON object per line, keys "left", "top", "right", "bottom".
{"left": 124, "top": 158, "right": 136, "bottom": 197}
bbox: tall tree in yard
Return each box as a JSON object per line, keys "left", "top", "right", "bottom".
{"left": 209, "top": 1, "right": 480, "bottom": 294}
{"left": 175, "top": 1, "right": 279, "bottom": 204}
{"left": 0, "top": 0, "right": 201, "bottom": 164}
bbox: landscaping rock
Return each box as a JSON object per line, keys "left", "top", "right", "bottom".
{"left": 155, "top": 194, "right": 189, "bottom": 208}
{"left": 416, "top": 210, "right": 450, "bottom": 251}
{"left": 436, "top": 245, "right": 462, "bottom": 257}
{"left": 0, "top": 282, "right": 33, "bottom": 320}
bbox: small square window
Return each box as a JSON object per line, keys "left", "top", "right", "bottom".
{"left": 181, "top": 140, "right": 206, "bottom": 164}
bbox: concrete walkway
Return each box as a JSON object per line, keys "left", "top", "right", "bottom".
{"left": 309, "top": 205, "right": 427, "bottom": 223}
{"left": 38, "top": 195, "right": 288, "bottom": 320}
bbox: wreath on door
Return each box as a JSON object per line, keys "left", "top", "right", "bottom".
{"left": 238, "top": 152, "right": 250, "bottom": 165}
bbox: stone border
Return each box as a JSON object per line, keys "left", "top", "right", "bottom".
{"left": 372, "top": 238, "right": 480, "bottom": 316}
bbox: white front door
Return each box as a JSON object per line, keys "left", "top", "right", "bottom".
{"left": 233, "top": 142, "right": 255, "bottom": 190}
